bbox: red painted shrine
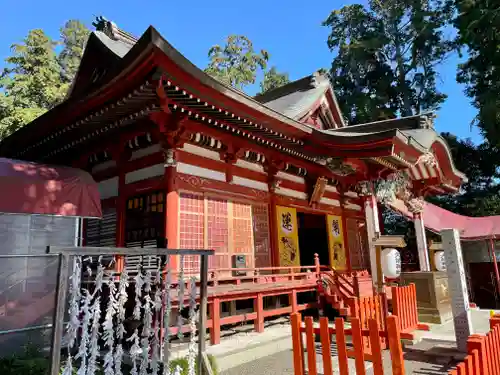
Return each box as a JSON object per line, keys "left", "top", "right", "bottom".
{"left": 0, "top": 18, "right": 468, "bottom": 333}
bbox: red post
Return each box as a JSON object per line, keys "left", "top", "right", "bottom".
{"left": 254, "top": 293, "right": 264, "bottom": 333}
{"left": 491, "top": 314, "right": 500, "bottom": 330}
{"left": 319, "top": 317, "right": 333, "bottom": 375}
{"left": 468, "top": 334, "right": 488, "bottom": 375}
{"left": 290, "top": 313, "right": 305, "bottom": 375}
{"left": 304, "top": 317, "right": 318, "bottom": 375}
{"left": 386, "top": 316, "right": 406, "bottom": 375}
{"left": 314, "top": 253, "right": 320, "bottom": 278}
{"left": 488, "top": 238, "right": 500, "bottom": 297}
{"left": 209, "top": 297, "right": 221, "bottom": 345}
{"left": 290, "top": 289, "right": 298, "bottom": 313}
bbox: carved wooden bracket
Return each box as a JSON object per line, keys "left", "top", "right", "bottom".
{"left": 156, "top": 75, "right": 171, "bottom": 114}
{"left": 149, "top": 111, "right": 189, "bottom": 149}
{"left": 309, "top": 176, "right": 328, "bottom": 207}
{"left": 220, "top": 145, "right": 246, "bottom": 183}
{"left": 220, "top": 145, "right": 245, "bottom": 164}
{"left": 264, "top": 159, "right": 285, "bottom": 192}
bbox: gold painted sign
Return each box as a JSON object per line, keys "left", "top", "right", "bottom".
{"left": 327, "top": 215, "right": 347, "bottom": 270}
{"left": 276, "top": 206, "right": 300, "bottom": 267}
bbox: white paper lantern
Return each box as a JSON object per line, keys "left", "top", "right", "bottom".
{"left": 434, "top": 251, "right": 447, "bottom": 272}
{"left": 381, "top": 248, "right": 401, "bottom": 278}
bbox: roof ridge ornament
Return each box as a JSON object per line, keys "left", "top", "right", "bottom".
{"left": 311, "top": 69, "right": 329, "bottom": 87}
{"left": 418, "top": 113, "right": 436, "bottom": 129}
{"left": 93, "top": 16, "right": 119, "bottom": 40}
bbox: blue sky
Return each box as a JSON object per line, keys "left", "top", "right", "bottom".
{"left": 0, "top": 0, "right": 481, "bottom": 143}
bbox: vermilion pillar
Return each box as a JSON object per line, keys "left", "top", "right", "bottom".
{"left": 269, "top": 194, "right": 279, "bottom": 267}
{"left": 164, "top": 149, "right": 179, "bottom": 270}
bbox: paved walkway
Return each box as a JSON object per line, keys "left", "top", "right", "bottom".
{"left": 172, "top": 309, "right": 498, "bottom": 374}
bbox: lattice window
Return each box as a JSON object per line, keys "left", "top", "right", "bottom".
{"left": 232, "top": 202, "right": 254, "bottom": 266}
{"left": 252, "top": 205, "right": 271, "bottom": 267}
{"left": 180, "top": 193, "right": 204, "bottom": 274}
{"left": 207, "top": 197, "right": 229, "bottom": 270}
{"left": 179, "top": 193, "right": 270, "bottom": 273}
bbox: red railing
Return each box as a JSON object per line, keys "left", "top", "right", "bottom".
{"left": 168, "top": 264, "right": 324, "bottom": 345}
{"left": 291, "top": 314, "right": 406, "bottom": 375}
{"left": 207, "top": 264, "right": 328, "bottom": 287}
{"left": 449, "top": 314, "right": 500, "bottom": 375}
{"left": 391, "top": 283, "right": 430, "bottom": 339}
{"left": 348, "top": 293, "right": 388, "bottom": 357}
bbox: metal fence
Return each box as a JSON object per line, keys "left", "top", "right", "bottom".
{"left": 0, "top": 254, "right": 59, "bottom": 356}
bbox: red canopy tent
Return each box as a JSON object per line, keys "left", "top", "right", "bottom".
{"left": 390, "top": 198, "right": 500, "bottom": 298}
{"left": 389, "top": 198, "right": 500, "bottom": 240}
{"left": 0, "top": 158, "right": 102, "bottom": 218}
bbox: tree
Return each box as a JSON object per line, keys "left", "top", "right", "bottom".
{"left": 58, "top": 20, "right": 90, "bottom": 84}
{"left": 323, "top": 0, "right": 454, "bottom": 124}
{"left": 454, "top": 0, "right": 500, "bottom": 146}
{"left": 259, "top": 66, "right": 290, "bottom": 94}
{"left": 0, "top": 29, "right": 64, "bottom": 138}
{"left": 205, "top": 35, "right": 269, "bottom": 90}
{"left": 0, "top": 20, "right": 89, "bottom": 140}
{"left": 427, "top": 133, "right": 500, "bottom": 217}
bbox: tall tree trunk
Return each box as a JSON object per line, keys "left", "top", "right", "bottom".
{"left": 394, "top": 25, "right": 413, "bottom": 117}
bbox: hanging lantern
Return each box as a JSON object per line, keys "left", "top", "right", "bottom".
{"left": 381, "top": 248, "right": 402, "bottom": 278}
{"left": 434, "top": 251, "right": 447, "bottom": 272}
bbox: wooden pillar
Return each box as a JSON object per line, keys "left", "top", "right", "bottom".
{"left": 111, "top": 143, "right": 130, "bottom": 273}
{"left": 269, "top": 194, "right": 279, "bottom": 267}
{"left": 149, "top": 109, "right": 189, "bottom": 272}
{"left": 165, "top": 153, "right": 179, "bottom": 270}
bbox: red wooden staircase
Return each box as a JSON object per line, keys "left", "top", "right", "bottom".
{"left": 315, "top": 257, "right": 373, "bottom": 320}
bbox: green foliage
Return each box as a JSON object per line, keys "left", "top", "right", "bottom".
{"left": 259, "top": 66, "right": 290, "bottom": 94}
{"left": 205, "top": 35, "right": 269, "bottom": 90}
{"left": 0, "top": 342, "right": 50, "bottom": 375}
{"left": 454, "top": 0, "right": 500, "bottom": 146}
{"left": 323, "top": 0, "right": 454, "bottom": 124}
{"left": 169, "top": 354, "right": 218, "bottom": 375}
{"left": 58, "top": 20, "right": 90, "bottom": 84}
{"left": 427, "top": 133, "right": 500, "bottom": 217}
{"left": 0, "top": 20, "right": 89, "bottom": 140}
{"left": 0, "top": 341, "right": 217, "bottom": 375}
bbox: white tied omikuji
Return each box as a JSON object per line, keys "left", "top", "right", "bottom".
{"left": 57, "top": 252, "right": 204, "bottom": 375}
{"left": 61, "top": 256, "right": 82, "bottom": 375}
{"left": 187, "top": 277, "right": 198, "bottom": 375}
{"left": 114, "top": 267, "right": 129, "bottom": 375}
{"left": 163, "top": 255, "right": 173, "bottom": 375}
{"left": 102, "top": 272, "right": 118, "bottom": 375}
{"left": 176, "top": 255, "right": 186, "bottom": 340}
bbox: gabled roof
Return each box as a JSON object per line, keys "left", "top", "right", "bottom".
{"left": 0, "top": 17, "right": 466, "bottom": 191}
{"left": 254, "top": 73, "right": 329, "bottom": 119}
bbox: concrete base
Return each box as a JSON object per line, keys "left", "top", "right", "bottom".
{"left": 400, "top": 271, "right": 452, "bottom": 324}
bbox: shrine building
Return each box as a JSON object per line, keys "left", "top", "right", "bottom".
{"left": 0, "top": 18, "right": 466, "bottom": 286}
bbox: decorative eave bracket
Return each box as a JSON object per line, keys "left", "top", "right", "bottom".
{"left": 309, "top": 176, "right": 328, "bottom": 207}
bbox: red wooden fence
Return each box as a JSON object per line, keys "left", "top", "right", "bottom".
{"left": 348, "top": 294, "right": 388, "bottom": 358}
{"left": 449, "top": 314, "right": 500, "bottom": 375}
{"left": 291, "top": 313, "right": 406, "bottom": 375}
{"left": 391, "top": 283, "right": 430, "bottom": 339}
